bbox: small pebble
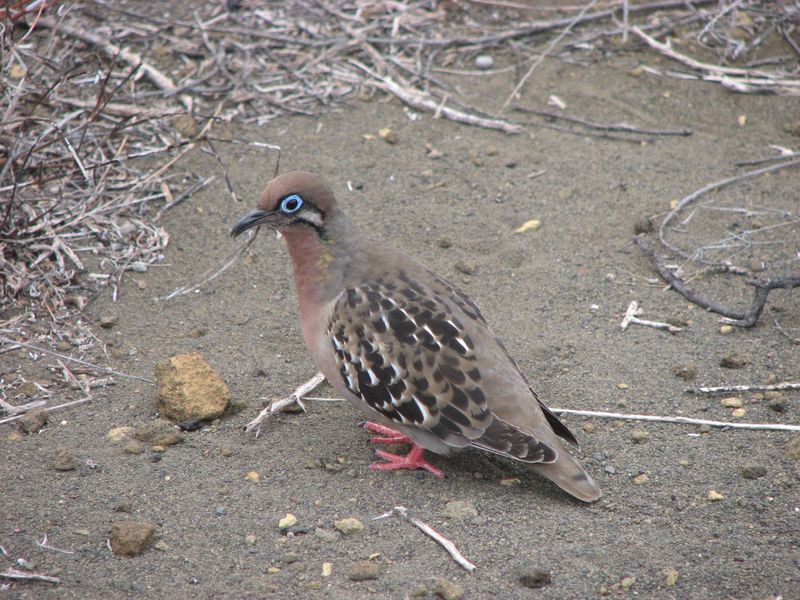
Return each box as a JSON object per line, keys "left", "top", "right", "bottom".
{"left": 514, "top": 219, "right": 541, "bottom": 234}
{"left": 475, "top": 55, "right": 493, "bottom": 70}
{"left": 215, "top": 507, "right": 227, "bottom": 516}
{"left": 720, "top": 353, "right": 749, "bottom": 369}
{"left": 620, "top": 576, "right": 636, "bottom": 590}
{"left": 434, "top": 577, "right": 463, "bottom": 600}
{"left": 454, "top": 261, "right": 476, "bottom": 275}
{"left": 720, "top": 397, "right": 743, "bottom": 408}
{"left": 266, "top": 566, "right": 280, "bottom": 574}
{"left": 378, "top": 128, "right": 397, "bottom": 144}
{"left": 99, "top": 315, "right": 118, "bottom": 329}
{"left": 671, "top": 364, "right": 697, "bottom": 381}
{"left": 245, "top": 471, "right": 260, "bottom": 483}
{"left": 616, "top": 383, "right": 629, "bottom": 390}
{"left": 283, "top": 552, "right": 300, "bottom": 564}
{"left": 707, "top": 490, "right": 724, "bottom": 502}
{"left": 221, "top": 447, "right": 234, "bottom": 457}
{"left": 53, "top": 448, "right": 77, "bottom": 471}
{"left": 244, "top": 534, "right": 256, "bottom": 546}
{"left": 633, "top": 473, "right": 649, "bottom": 485}
{"left": 334, "top": 517, "right": 363, "bottom": 535}
{"left": 154, "top": 540, "right": 169, "bottom": 551}
{"left": 719, "top": 324, "right": 734, "bottom": 334}
{"left": 664, "top": 568, "right": 679, "bottom": 587}
{"left": 767, "top": 398, "right": 785, "bottom": 412}
{"left": 19, "top": 408, "right": 48, "bottom": 434}
{"left": 106, "top": 426, "right": 133, "bottom": 443}
{"left": 279, "top": 514, "right": 297, "bottom": 529}
{"left": 321, "top": 562, "right": 332, "bottom": 577}
{"left": 604, "top": 466, "right": 616, "bottom": 475}
{"left": 731, "top": 408, "right": 746, "bottom": 418}
{"left": 519, "top": 568, "right": 552, "bottom": 589}
{"left": 739, "top": 465, "right": 766, "bottom": 480}
{"left": 582, "top": 423, "right": 595, "bottom": 433}
{"left": 110, "top": 520, "right": 155, "bottom": 557}
{"left": 123, "top": 441, "right": 144, "bottom": 455}
{"left": 633, "top": 216, "right": 653, "bottom": 234}
{"left": 499, "top": 477, "right": 521, "bottom": 487}
{"left": 437, "top": 237, "right": 453, "bottom": 249}
{"left": 630, "top": 430, "right": 650, "bottom": 443}
{"left": 348, "top": 561, "right": 379, "bottom": 581}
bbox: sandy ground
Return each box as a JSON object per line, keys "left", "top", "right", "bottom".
{"left": 3, "top": 38, "right": 800, "bottom": 600}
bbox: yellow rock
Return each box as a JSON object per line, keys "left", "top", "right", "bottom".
{"left": 664, "top": 569, "right": 679, "bottom": 586}
{"left": 106, "top": 426, "right": 134, "bottom": 443}
{"left": 514, "top": 219, "right": 541, "bottom": 234}
{"left": 278, "top": 514, "right": 297, "bottom": 529}
{"left": 719, "top": 325, "right": 734, "bottom": 334}
{"left": 155, "top": 353, "right": 231, "bottom": 422}
{"left": 707, "top": 490, "right": 724, "bottom": 502}
{"left": 633, "top": 473, "right": 649, "bottom": 485}
{"left": 499, "top": 477, "right": 521, "bottom": 487}
{"left": 720, "top": 397, "right": 742, "bottom": 408}
{"left": 245, "top": 471, "right": 260, "bottom": 483}
{"left": 322, "top": 562, "right": 332, "bottom": 577}
{"left": 731, "top": 408, "right": 746, "bottom": 418}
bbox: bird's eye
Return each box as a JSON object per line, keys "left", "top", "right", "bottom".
{"left": 279, "top": 194, "right": 304, "bottom": 214}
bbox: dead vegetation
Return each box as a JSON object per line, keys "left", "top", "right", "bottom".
{"left": 1, "top": 0, "right": 799, "bottom": 411}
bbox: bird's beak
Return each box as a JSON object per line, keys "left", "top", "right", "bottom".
{"left": 230, "top": 208, "right": 271, "bottom": 238}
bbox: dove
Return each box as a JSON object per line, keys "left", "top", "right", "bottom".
{"left": 232, "top": 171, "right": 601, "bottom": 501}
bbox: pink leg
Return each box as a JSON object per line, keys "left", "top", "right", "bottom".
{"left": 362, "top": 422, "right": 445, "bottom": 478}
{"left": 362, "top": 421, "right": 413, "bottom": 445}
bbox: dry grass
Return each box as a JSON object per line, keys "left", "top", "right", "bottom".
{"left": 1, "top": 0, "right": 798, "bottom": 410}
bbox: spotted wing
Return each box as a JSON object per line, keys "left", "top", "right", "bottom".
{"left": 327, "top": 276, "right": 556, "bottom": 463}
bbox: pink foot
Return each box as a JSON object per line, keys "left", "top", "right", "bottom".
{"left": 362, "top": 421, "right": 413, "bottom": 445}
{"left": 371, "top": 446, "right": 445, "bottom": 479}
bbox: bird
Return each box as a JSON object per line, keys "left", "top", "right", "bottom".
{"left": 231, "top": 171, "right": 601, "bottom": 502}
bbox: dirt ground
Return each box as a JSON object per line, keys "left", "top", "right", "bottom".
{"left": 3, "top": 28, "right": 800, "bottom": 600}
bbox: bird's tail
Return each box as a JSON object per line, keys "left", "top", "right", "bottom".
{"left": 531, "top": 449, "right": 602, "bottom": 502}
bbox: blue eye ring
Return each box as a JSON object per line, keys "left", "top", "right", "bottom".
{"left": 280, "top": 194, "right": 304, "bottom": 214}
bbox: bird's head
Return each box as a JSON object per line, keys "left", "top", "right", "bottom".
{"left": 231, "top": 171, "right": 336, "bottom": 239}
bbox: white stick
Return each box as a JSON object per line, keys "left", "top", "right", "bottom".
{"left": 0, "top": 569, "right": 59, "bottom": 584}
{"left": 0, "top": 397, "right": 93, "bottom": 425}
{"left": 553, "top": 408, "right": 800, "bottom": 432}
{"left": 0, "top": 336, "right": 153, "bottom": 384}
{"left": 244, "top": 372, "right": 326, "bottom": 436}
{"left": 687, "top": 382, "right": 800, "bottom": 394}
{"left": 374, "top": 506, "right": 476, "bottom": 572}
{"left": 620, "top": 301, "right": 681, "bottom": 333}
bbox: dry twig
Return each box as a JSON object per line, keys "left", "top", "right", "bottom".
{"left": 686, "top": 382, "right": 800, "bottom": 395}
{"left": 244, "top": 372, "right": 326, "bottom": 436}
{"left": 554, "top": 408, "right": 799, "bottom": 432}
{"left": 374, "top": 505, "right": 476, "bottom": 572}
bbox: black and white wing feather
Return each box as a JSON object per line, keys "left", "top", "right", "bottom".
{"left": 326, "top": 272, "right": 557, "bottom": 464}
